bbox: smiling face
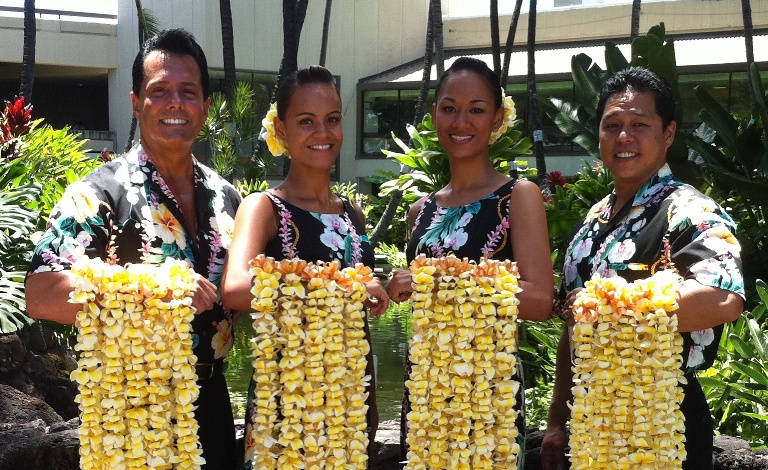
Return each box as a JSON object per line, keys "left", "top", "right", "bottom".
{"left": 274, "top": 82, "right": 343, "bottom": 170}
{"left": 432, "top": 70, "right": 503, "bottom": 162}
{"left": 130, "top": 50, "right": 210, "bottom": 157}
{"left": 599, "top": 88, "right": 676, "bottom": 198}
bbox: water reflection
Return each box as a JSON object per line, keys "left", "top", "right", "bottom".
{"left": 225, "top": 302, "right": 412, "bottom": 422}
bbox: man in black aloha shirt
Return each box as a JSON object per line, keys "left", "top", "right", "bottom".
{"left": 26, "top": 29, "right": 241, "bottom": 469}
{"left": 540, "top": 68, "right": 744, "bottom": 470}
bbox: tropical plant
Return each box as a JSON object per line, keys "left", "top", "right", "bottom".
{"left": 379, "top": 112, "right": 532, "bottom": 198}
{"left": 199, "top": 81, "right": 258, "bottom": 181}
{"left": 0, "top": 157, "right": 38, "bottom": 334}
{"left": 687, "top": 62, "right": 768, "bottom": 306}
{"left": 701, "top": 280, "right": 768, "bottom": 446}
{"left": 236, "top": 178, "right": 270, "bottom": 197}
{"left": 125, "top": 2, "right": 161, "bottom": 152}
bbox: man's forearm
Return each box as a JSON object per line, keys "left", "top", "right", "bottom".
{"left": 25, "top": 271, "right": 80, "bottom": 324}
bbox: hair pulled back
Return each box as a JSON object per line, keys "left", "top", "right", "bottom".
{"left": 276, "top": 66, "right": 340, "bottom": 120}
{"left": 434, "top": 57, "right": 503, "bottom": 109}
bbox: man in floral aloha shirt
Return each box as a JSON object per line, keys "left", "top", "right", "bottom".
{"left": 25, "top": 29, "right": 241, "bottom": 469}
{"left": 540, "top": 68, "right": 744, "bottom": 470}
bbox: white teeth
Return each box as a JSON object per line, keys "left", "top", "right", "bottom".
{"left": 162, "top": 119, "right": 187, "bottom": 125}
{"left": 309, "top": 144, "right": 331, "bottom": 150}
{"left": 450, "top": 135, "right": 472, "bottom": 142}
{"left": 616, "top": 152, "right": 636, "bottom": 159}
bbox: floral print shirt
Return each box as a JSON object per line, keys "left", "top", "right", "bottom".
{"left": 406, "top": 179, "right": 516, "bottom": 263}
{"left": 564, "top": 164, "right": 744, "bottom": 374}
{"left": 27, "top": 144, "right": 241, "bottom": 364}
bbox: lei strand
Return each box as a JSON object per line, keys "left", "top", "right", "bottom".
{"left": 406, "top": 254, "right": 522, "bottom": 469}
{"left": 248, "top": 255, "right": 372, "bottom": 469}
{"left": 569, "top": 270, "right": 686, "bottom": 469}
{"left": 70, "top": 257, "right": 204, "bottom": 469}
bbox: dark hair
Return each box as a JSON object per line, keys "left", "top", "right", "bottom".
{"left": 596, "top": 67, "right": 675, "bottom": 128}
{"left": 132, "top": 28, "right": 210, "bottom": 99}
{"left": 434, "top": 57, "right": 503, "bottom": 109}
{"left": 275, "top": 66, "right": 340, "bottom": 120}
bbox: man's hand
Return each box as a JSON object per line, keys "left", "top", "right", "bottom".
{"left": 385, "top": 269, "right": 414, "bottom": 303}
{"left": 540, "top": 424, "right": 569, "bottom": 470}
{"left": 191, "top": 275, "right": 218, "bottom": 314}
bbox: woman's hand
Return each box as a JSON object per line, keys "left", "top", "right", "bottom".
{"left": 385, "top": 269, "right": 414, "bottom": 303}
{"left": 364, "top": 278, "right": 390, "bottom": 317}
{"left": 191, "top": 274, "right": 218, "bottom": 314}
{"left": 551, "top": 287, "right": 582, "bottom": 326}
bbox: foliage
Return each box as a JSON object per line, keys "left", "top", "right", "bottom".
{"left": 199, "top": 81, "right": 260, "bottom": 181}
{"left": 544, "top": 162, "right": 614, "bottom": 273}
{"left": 687, "top": 63, "right": 768, "bottom": 307}
{"left": 236, "top": 178, "right": 270, "bottom": 197}
{"left": 701, "top": 280, "right": 768, "bottom": 447}
{"left": 365, "top": 171, "right": 410, "bottom": 249}
{"left": 379, "top": 112, "right": 532, "bottom": 198}
{"left": 0, "top": 97, "right": 99, "bottom": 334}
{"left": 542, "top": 23, "right": 697, "bottom": 184}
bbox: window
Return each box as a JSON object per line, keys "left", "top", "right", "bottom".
{"left": 360, "top": 88, "right": 434, "bottom": 158}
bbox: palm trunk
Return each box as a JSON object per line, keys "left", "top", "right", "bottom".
{"left": 319, "top": 0, "right": 333, "bottom": 66}
{"left": 19, "top": 0, "right": 36, "bottom": 102}
{"left": 742, "top": 0, "right": 755, "bottom": 104}
{"left": 630, "top": 0, "right": 641, "bottom": 39}
{"left": 125, "top": 0, "right": 145, "bottom": 152}
{"left": 220, "top": 0, "right": 236, "bottom": 101}
{"left": 501, "top": 0, "right": 523, "bottom": 88}
{"left": 432, "top": 0, "right": 444, "bottom": 78}
{"left": 490, "top": 0, "right": 501, "bottom": 76}
{"left": 527, "top": 0, "right": 546, "bottom": 184}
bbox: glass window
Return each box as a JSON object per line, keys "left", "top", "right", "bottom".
{"left": 360, "top": 88, "right": 434, "bottom": 158}
{"left": 678, "top": 72, "right": 731, "bottom": 130}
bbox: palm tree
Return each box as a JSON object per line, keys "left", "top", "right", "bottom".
{"left": 490, "top": 0, "right": 501, "bottom": 76}
{"left": 319, "top": 0, "right": 333, "bottom": 66}
{"left": 19, "top": 0, "right": 36, "bottom": 102}
{"left": 501, "top": 0, "right": 524, "bottom": 88}
{"left": 370, "top": 0, "right": 442, "bottom": 245}
{"left": 219, "top": 0, "right": 236, "bottom": 101}
{"left": 630, "top": 0, "right": 641, "bottom": 39}
{"left": 527, "top": 0, "right": 546, "bottom": 182}
{"left": 741, "top": 0, "right": 755, "bottom": 104}
{"left": 124, "top": 1, "right": 161, "bottom": 152}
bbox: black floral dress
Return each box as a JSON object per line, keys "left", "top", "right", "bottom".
{"left": 27, "top": 144, "right": 242, "bottom": 469}
{"left": 402, "top": 179, "right": 526, "bottom": 469}
{"left": 243, "top": 192, "right": 376, "bottom": 468}
{"left": 563, "top": 164, "right": 744, "bottom": 470}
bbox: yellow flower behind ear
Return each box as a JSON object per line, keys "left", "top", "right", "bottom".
{"left": 260, "top": 102, "right": 290, "bottom": 157}
{"left": 489, "top": 91, "right": 518, "bottom": 144}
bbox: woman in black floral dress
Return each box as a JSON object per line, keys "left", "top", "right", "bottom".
{"left": 220, "top": 66, "right": 389, "bottom": 468}
{"left": 385, "top": 57, "right": 555, "bottom": 469}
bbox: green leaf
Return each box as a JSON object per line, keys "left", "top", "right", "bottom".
{"left": 729, "top": 361, "right": 768, "bottom": 387}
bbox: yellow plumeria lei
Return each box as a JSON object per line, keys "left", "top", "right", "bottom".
{"left": 70, "top": 257, "right": 204, "bottom": 470}
{"left": 260, "top": 102, "right": 290, "bottom": 157}
{"left": 406, "top": 254, "right": 522, "bottom": 470}
{"left": 569, "top": 270, "right": 686, "bottom": 469}
{"left": 247, "top": 255, "right": 371, "bottom": 469}
{"left": 489, "top": 90, "right": 517, "bottom": 144}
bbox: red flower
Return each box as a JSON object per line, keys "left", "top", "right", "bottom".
{"left": 1, "top": 96, "right": 33, "bottom": 160}
{"left": 543, "top": 170, "right": 568, "bottom": 192}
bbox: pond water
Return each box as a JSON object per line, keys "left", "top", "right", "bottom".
{"left": 224, "top": 302, "right": 412, "bottom": 422}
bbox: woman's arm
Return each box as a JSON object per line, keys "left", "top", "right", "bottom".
{"left": 509, "top": 180, "right": 554, "bottom": 321}
{"left": 220, "top": 192, "right": 278, "bottom": 311}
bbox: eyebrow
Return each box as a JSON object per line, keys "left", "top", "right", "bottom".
{"left": 440, "top": 97, "right": 490, "bottom": 104}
